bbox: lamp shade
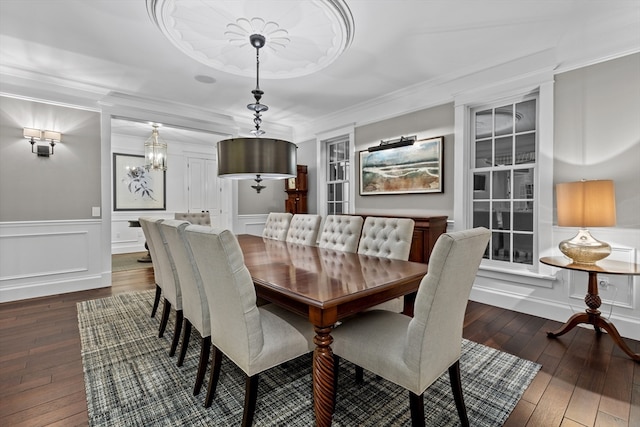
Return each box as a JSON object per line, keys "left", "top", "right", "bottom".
{"left": 217, "top": 137, "right": 297, "bottom": 179}
{"left": 556, "top": 180, "right": 616, "bottom": 228}
{"left": 23, "top": 128, "right": 41, "bottom": 140}
{"left": 43, "top": 130, "right": 62, "bottom": 142}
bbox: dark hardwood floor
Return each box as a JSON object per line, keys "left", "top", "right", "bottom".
{"left": 0, "top": 262, "right": 638, "bottom": 426}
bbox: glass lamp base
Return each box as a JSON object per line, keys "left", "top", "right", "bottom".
{"left": 559, "top": 229, "right": 611, "bottom": 265}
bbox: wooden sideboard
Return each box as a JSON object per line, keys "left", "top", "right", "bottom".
{"left": 357, "top": 214, "right": 448, "bottom": 264}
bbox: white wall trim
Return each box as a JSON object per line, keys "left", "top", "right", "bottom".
{"left": 0, "top": 219, "right": 107, "bottom": 302}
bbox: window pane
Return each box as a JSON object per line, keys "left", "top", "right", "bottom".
{"left": 493, "top": 201, "right": 511, "bottom": 230}
{"left": 473, "top": 201, "right": 490, "bottom": 228}
{"left": 337, "top": 162, "right": 345, "bottom": 180}
{"left": 492, "top": 232, "right": 510, "bottom": 261}
{"left": 329, "top": 163, "right": 336, "bottom": 181}
{"left": 515, "top": 133, "right": 535, "bottom": 164}
{"left": 473, "top": 172, "right": 489, "bottom": 199}
{"left": 514, "top": 202, "right": 533, "bottom": 231}
{"left": 492, "top": 170, "right": 510, "bottom": 199}
{"left": 516, "top": 99, "right": 536, "bottom": 133}
{"left": 335, "top": 183, "right": 343, "bottom": 200}
{"left": 327, "top": 183, "right": 334, "bottom": 201}
{"left": 329, "top": 144, "right": 337, "bottom": 162}
{"left": 495, "top": 136, "right": 512, "bottom": 166}
{"left": 513, "top": 168, "right": 534, "bottom": 199}
{"left": 335, "top": 203, "right": 343, "bottom": 214}
{"left": 475, "top": 109, "right": 492, "bottom": 139}
{"left": 495, "top": 105, "right": 513, "bottom": 136}
{"left": 513, "top": 234, "right": 533, "bottom": 265}
{"left": 475, "top": 139, "right": 492, "bottom": 167}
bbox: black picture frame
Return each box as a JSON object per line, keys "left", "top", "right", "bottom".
{"left": 359, "top": 136, "right": 444, "bottom": 195}
{"left": 113, "top": 153, "right": 166, "bottom": 211}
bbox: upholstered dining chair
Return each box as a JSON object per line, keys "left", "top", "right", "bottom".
{"left": 159, "top": 219, "right": 211, "bottom": 395}
{"left": 262, "top": 212, "right": 293, "bottom": 241}
{"left": 285, "top": 214, "right": 322, "bottom": 245}
{"left": 184, "top": 225, "right": 315, "bottom": 426}
{"left": 138, "top": 217, "right": 163, "bottom": 318}
{"left": 138, "top": 217, "right": 184, "bottom": 357}
{"left": 174, "top": 211, "right": 211, "bottom": 225}
{"left": 317, "top": 215, "right": 364, "bottom": 253}
{"left": 331, "top": 227, "right": 491, "bottom": 427}
{"left": 357, "top": 216, "right": 415, "bottom": 313}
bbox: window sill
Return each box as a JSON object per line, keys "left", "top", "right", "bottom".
{"left": 477, "top": 264, "right": 557, "bottom": 288}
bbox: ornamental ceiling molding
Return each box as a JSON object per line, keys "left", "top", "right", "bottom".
{"left": 146, "top": 0, "right": 354, "bottom": 79}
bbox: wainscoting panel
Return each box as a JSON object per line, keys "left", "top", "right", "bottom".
{"left": 0, "top": 220, "right": 105, "bottom": 302}
{"left": 234, "top": 214, "right": 268, "bottom": 236}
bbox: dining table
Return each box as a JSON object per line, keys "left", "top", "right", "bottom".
{"left": 236, "top": 234, "right": 429, "bottom": 427}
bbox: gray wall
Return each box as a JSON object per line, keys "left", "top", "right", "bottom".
{"left": 554, "top": 53, "right": 640, "bottom": 228}
{"left": 354, "top": 102, "right": 455, "bottom": 218}
{"left": 0, "top": 96, "right": 101, "bottom": 221}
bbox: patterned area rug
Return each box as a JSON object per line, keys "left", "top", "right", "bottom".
{"left": 78, "top": 291, "right": 541, "bottom": 426}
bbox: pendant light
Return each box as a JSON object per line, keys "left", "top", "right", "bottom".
{"left": 217, "top": 34, "right": 296, "bottom": 191}
{"left": 144, "top": 124, "right": 167, "bottom": 171}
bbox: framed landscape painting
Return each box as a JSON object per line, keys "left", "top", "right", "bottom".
{"left": 113, "top": 153, "right": 166, "bottom": 211}
{"left": 359, "top": 136, "right": 443, "bottom": 195}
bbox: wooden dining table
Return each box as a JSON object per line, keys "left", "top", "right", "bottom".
{"left": 236, "top": 234, "right": 429, "bottom": 427}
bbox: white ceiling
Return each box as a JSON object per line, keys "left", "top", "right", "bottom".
{"left": 1, "top": 0, "right": 639, "bottom": 140}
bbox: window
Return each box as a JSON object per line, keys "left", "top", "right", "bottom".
{"left": 326, "top": 136, "right": 350, "bottom": 215}
{"left": 471, "top": 97, "right": 537, "bottom": 265}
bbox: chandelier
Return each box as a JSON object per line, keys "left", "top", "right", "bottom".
{"left": 144, "top": 124, "right": 167, "bottom": 172}
{"left": 217, "top": 34, "right": 296, "bottom": 191}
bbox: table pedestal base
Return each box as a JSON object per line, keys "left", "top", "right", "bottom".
{"left": 546, "top": 270, "right": 639, "bottom": 362}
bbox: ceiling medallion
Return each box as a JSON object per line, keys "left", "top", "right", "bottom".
{"left": 146, "top": 0, "right": 354, "bottom": 79}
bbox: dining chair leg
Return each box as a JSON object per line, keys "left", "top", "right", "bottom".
{"left": 194, "top": 336, "right": 211, "bottom": 396}
{"left": 332, "top": 355, "right": 340, "bottom": 412}
{"left": 177, "top": 319, "right": 192, "bottom": 367}
{"left": 151, "top": 284, "right": 161, "bottom": 317}
{"left": 449, "top": 360, "right": 469, "bottom": 427}
{"left": 158, "top": 298, "right": 171, "bottom": 338}
{"left": 204, "top": 347, "right": 223, "bottom": 408}
{"left": 242, "top": 374, "right": 259, "bottom": 427}
{"left": 355, "top": 365, "right": 364, "bottom": 384}
{"left": 409, "top": 391, "right": 425, "bottom": 427}
{"left": 169, "top": 310, "right": 183, "bottom": 357}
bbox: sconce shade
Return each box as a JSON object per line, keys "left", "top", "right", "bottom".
{"left": 217, "top": 137, "right": 297, "bottom": 179}
{"left": 556, "top": 179, "right": 616, "bottom": 264}
{"left": 23, "top": 128, "right": 41, "bottom": 140}
{"left": 556, "top": 180, "right": 616, "bottom": 227}
{"left": 43, "top": 130, "right": 62, "bottom": 142}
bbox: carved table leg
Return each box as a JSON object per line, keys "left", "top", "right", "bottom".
{"left": 313, "top": 325, "right": 335, "bottom": 427}
{"left": 547, "top": 271, "right": 640, "bottom": 362}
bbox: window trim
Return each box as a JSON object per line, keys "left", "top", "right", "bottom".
{"left": 453, "top": 79, "right": 556, "bottom": 282}
{"left": 316, "top": 125, "right": 356, "bottom": 218}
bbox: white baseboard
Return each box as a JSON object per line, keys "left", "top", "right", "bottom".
{"left": 0, "top": 273, "right": 110, "bottom": 303}
{"left": 470, "top": 284, "right": 640, "bottom": 341}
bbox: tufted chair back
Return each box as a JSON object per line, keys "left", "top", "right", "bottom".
{"left": 175, "top": 212, "right": 211, "bottom": 226}
{"left": 357, "top": 216, "right": 414, "bottom": 312}
{"left": 357, "top": 217, "right": 415, "bottom": 260}
{"left": 285, "top": 214, "right": 322, "bottom": 245}
{"left": 318, "top": 215, "right": 364, "bottom": 253}
{"left": 262, "top": 212, "right": 293, "bottom": 241}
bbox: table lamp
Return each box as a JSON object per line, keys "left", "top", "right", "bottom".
{"left": 556, "top": 179, "right": 616, "bottom": 264}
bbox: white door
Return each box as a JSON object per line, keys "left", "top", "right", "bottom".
{"left": 187, "top": 157, "right": 224, "bottom": 228}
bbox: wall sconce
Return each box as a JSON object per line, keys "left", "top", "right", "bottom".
{"left": 368, "top": 135, "right": 416, "bottom": 152}
{"left": 24, "top": 127, "right": 62, "bottom": 157}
